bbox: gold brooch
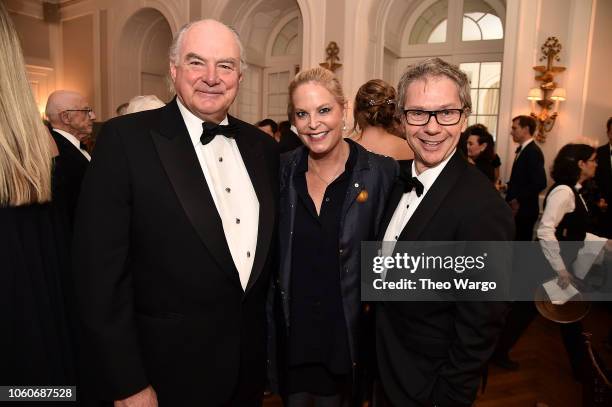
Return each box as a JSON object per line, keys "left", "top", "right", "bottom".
{"left": 356, "top": 189, "right": 368, "bottom": 203}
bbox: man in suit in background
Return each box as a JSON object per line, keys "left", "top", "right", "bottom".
{"left": 45, "top": 90, "right": 94, "bottom": 226}
{"left": 73, "top": 19, "right": 278, "bottom": 406}
{"left": 491, "top": 115, "right": 547, "bottom": 369}
{"left": 594, "top": 117, "right": 612, "bottom": 238}
{"left": 505, "top": 115, "right": 547, "bottom": 241}
{"left": 376, "top": 58, "right": 513, "bottom": 406}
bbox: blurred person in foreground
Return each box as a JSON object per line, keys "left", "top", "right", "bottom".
{"left": 73, "top": 19, "right": 278, "bottom": 406}
{"left": 376, "top": 58, "right": 513, "bottom": 406}
{"left": 0, "top": 1, "right": 75, "bottom": 387}
{"left": 268, "top": 67, "right": 397, "bottom": 406}
{"left": 351, "top": 79, "right": 414, "bottom": 161}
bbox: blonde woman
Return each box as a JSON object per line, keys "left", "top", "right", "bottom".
{"left": 0, "top": 2, "right": 75, "bottom": 385}
{"left": 268, "top": 68, "right": 398, "bottom": 406}
{"left": 351, "top": 79, "right": 414, "bottom": 160}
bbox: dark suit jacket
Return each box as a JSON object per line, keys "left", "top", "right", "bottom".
{"left": 595, "top": 144, "right": 611, "bottom": 201}
{"left": 376, "top": 152, "right": 514, "bottom": 407}
{"left": 594, "top": 144, "right": 612, "bottom": 237}
{"left": 278, "top": 127, "right": 303, "bottom": 153}
{"left": 50, "top": 130, "right": 89, "bottom": 227}
{"left": 505, "top": 140, "right": 547, "bottom": 218}
{"left": 72, "top": 99, "right": 279, "bottom": 405}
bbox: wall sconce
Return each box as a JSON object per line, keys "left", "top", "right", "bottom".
{"left": 319, "top": 41, "right": 342, "bottom": 72}
{"left": 529, "top": 37, "right": 566, "bottom": 143}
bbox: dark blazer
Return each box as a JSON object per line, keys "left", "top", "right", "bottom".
{"left": 505, "top": 140, "right": 547, "bottom": 218}
{"left": 376, "top": 152, "right": 513, "bottom": 407}
{"left": 268, "top": 141, "right": 398, "bottom": 399}
{"left": 594, "top": 144, "right": 612, "bottom": 237}
{"left": 595, "top": 144, "right": 611, "bottom": 202}
{"left": 50, "top": 129, "right": 89, "bottom": 227}
{"left": 72, "top": 99, "right": 279, "bottom": 405}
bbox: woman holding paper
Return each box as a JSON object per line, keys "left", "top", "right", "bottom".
{"left": 536, "top": 143, "right": 609, "bottom": 381}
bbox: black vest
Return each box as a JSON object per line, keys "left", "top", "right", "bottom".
{"left": 543, "top": 184, "right": 589, "bottom": 269}
{"left": 543, "top": 183, "right": 588, "bottom": 242}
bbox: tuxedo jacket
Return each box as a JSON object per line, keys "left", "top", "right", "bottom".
{"left": 505, "top": 140, "right": 547, "bottom": 218}
{"left": 72, "top": 99, "right": 279, "bottom": 405}
{"left": 376, "top": 152, "right": 514, "bottom": 407}
{"left": 595, "top": 144, "right": 611, "bottom": 202}
{"left": 50, "top": 130, "right": 89, "bottom": 227}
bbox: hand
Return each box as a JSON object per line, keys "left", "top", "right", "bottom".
{"left": 509, "top": 199, "right": 519, "bottom": 216}
{"left": 114, "top": 386, "right": 158, "bottom": 407}
{"left": 556, "top": 269, "right": 573, "bottom": 289}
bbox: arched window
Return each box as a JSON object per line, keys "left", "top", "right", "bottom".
{"left": 400, "top": 0, "right": 504, "bottom": 138}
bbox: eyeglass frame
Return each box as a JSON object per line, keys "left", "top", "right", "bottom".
{"left": 62, "top": 108, "right": 95, "bottom": 117}
{"left": 402, "top": 108, "right": 466, "bottom": 126}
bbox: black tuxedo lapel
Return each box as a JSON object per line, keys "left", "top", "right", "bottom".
{"left": 229, "top": 115, "right": 275, "bottom": 293}
{"left": 51, "top": 130, "right": 89, "bottom": 166}
{"left": 398, "top": 152, "right": 466, "bottom": 240}
{"left": 151, "top": 100, "right": 241, "bottom": 288}
{"left": 378, "top": 160, "right": 411, "bottom": 240}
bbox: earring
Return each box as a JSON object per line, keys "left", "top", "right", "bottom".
{"left": 342, "top": 120, "right": 347, "bottom": 132}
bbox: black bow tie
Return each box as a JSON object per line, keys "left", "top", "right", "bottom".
{"left": 79, "top": 142, "right": 87, "bottom": 151}
{"left": 398, "top": 170, "right": 424, "bottom": 197}
{"left": 200, "top": 122, "right": 237, "bottom": 145}
{"left": 515, "top": 146, "right": 522, "bottom": 154}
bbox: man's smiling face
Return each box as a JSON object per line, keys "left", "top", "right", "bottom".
{"left": 402, "top": 75, "right": 467, "bottom": 174}
{"left": 170, "top": 20, "right": 242, "bottom": 123}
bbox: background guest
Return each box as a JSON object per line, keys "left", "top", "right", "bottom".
{"left": 351, "top": 79, "right": 414, "bottom": 160}
{"left": 257, "top": 117, "right": 279, "bottom": 141}
{"left": 464, "top": 123, "right": 501, "bottom": 184}
{"left": 506, "top": 115, "right": 547, "bottom": 240}
{"left": 278, "top": 119, "right": 303, "bottom": 153}
{"left": 45, "top": 90, "right": 94, "bottom": 228}
{"left": 124, "top": 94, "right": 166, "bottom": 114}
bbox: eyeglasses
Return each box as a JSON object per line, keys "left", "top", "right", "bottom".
{"left": 63, "top": 108, "right": 94, "bottom": 117}
{"left": 403, "top": 109, "right": 464, "bottom": 126}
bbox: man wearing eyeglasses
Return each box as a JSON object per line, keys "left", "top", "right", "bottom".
{"left": 376, "top": 58, "right": 513, "bottom": 407}
{"left": 45, "top": 90, "right": 95, "bottom": 226}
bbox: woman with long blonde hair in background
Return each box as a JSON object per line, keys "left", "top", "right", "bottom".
{"left": 0, "top": 2, "right": 75, "bottom": 386}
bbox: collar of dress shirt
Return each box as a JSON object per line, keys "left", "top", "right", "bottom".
{"left": 411, "top": 149, "right": 455, "bottom": 195}
{"left": 520, "top": 137, "right": 534, "bottom": 150}
{"left": 53, "top": 128, "right": 82, "bottom": 151}
{"left": 574, "top": 182, "right": 582, "bottom": 191}
{"left": 176, "top": 97, "right": 229, "bottom": 146}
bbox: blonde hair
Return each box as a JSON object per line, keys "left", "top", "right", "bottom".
{"left": 0, "top": 2, "right": 53, "bottom": 206}
{"left": 287, "top": 67, "right": 346, "bottom": 122}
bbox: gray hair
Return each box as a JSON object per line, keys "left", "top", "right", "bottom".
{"left": 168, "top": 19, "right": 247, "bottom": 72}
{"left": 396, "top": 57, "right": 471, "bottom": 120}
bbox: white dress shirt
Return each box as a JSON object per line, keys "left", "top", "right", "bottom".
{"left": 177, "top": 99, "right": 259, "bottom": 290}
{"left": 515, "top": 137, "right": 534, "bottom": 159}
{"left": 537, "top": 183, "right": 606, "bottom": 272}
{"left": 380, "top": 152, "right": 454, "bottom": 280}
{"left": 53, "top": 128, "right": 91, "bottom": 161}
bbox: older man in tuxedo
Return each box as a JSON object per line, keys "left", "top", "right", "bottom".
{"left": 73, "top": 19, "right": 278, "bottom": 406}
{"left": 45, "top": 90, "right": 94, "bottom": 226}
{"left": 376, "top": 58, "right": 513, "bottom": 406}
